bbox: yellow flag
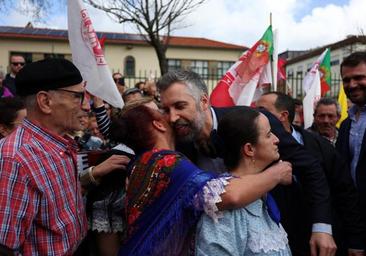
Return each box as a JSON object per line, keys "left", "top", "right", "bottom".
{"left": 336, "top": 83, "right": 348, "bottom": 128}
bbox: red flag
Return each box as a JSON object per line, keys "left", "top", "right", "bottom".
{"left": 277, "top": 58, "right": 286, "bottom": 80}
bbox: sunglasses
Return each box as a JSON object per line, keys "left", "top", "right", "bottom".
{"left": 54, "top": 88, "right": 86, "bottom": 106}
{"left": 11, "top": 62, "right": 25, "bottom": 66}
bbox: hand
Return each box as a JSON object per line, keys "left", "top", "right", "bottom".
{"left": 310, "top": 232, "right": 337, "bottom": 256}
{"left": 87, "top": 91, "right": 104, "bottom": 108}
{"left": 269, "top": 160, "right": 292, "bottom": 185}
{"left": 348, "top": 249, "right": 365, "bottom": 256}
{"left": 92, "top": 155, "right": 130, "bottom": 179}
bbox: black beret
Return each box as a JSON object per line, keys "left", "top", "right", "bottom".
{"left": 16, "top": 58, "right": 83, "bottom": 96}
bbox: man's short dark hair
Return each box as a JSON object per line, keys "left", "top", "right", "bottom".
{"left": 340, "top": 51, "right": 366, "bottom": 75}
{"left": 314, "top": 97, "right": 341, "bottom": 116}
{"left": 9, "top": 54, "right": 25, "bottom": 61}
{"left": 263, "top": 92, "right": 296, "bottom": 123}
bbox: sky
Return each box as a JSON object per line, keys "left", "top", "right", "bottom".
{"left": 0, "top": 0, "right": 365, "bottom": 52}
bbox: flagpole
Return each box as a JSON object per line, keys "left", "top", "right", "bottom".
{"left": 273, "top": 29, "right": 278, "bottom": 91}
{"left": 270, "top": 12, "right": 272, "bottom": 26}
{"left": 269, "top": 13, "right": 275, "bottom": 92}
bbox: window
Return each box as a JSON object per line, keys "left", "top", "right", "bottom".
{"left": 306, "top": 63, "right": 312, "bottom": 72}
{"left": 287, "top": 68, "right": 294, "bottom": 78}
{"left": 296, "top": 65, "right": 303, "bottom": 76}
{"left": 190, "top": 60, "right": 208, "bottom": 78}
{"left": 124, "top": 56, "right": 135, "bottom": 77}
{"left": 217, "top": 61, "right": 234, "bottom": 77}
{"left": 167, "top": 59, "right": 181, "bottom": 71}
{"left": 330, "top": 59, "right": 339, "bottom": 66}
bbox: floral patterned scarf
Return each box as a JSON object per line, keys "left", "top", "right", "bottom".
{"left": 119, "top": 149, "right": 217, "bottom": 256}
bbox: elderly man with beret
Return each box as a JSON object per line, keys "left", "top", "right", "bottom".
{"left": 0, "top": 58, "right": 89, "bottom": 255}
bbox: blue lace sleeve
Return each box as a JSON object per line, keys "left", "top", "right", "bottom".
{"left": 194, "top": 174, "right": 232, "bottom": 222}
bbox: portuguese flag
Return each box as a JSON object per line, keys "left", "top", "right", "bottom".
{"left": 319, "top": 48, "right": 331, "bottom": 96}
{"left": 210, "top": 26, "right": 273, "bottom": 107}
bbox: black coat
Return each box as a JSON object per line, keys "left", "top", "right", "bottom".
{"left": 336, "top": 117, "right": 366, "bottom": 243}
{"left": 296, "top": 126, "right": 366, "bottom": 254}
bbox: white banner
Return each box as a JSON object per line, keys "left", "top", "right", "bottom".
{"left": 302, "top": 48, "right": 329, "bottom": 128}
{"left": 303, "top": 69, "right": 321, "bottom": 129}
{"left": 67, "top": 0, "right": 124, "bottom": 108}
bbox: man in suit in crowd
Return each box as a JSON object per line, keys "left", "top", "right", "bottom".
{"left": 3, "top": 54, "right": 26, "bottom": 96}
{"left": 337, "top": 52, "right": 366, "bottom": 245}
{"left": 157, "top": 70, "right": 336, "bottom": 256}
{"left": 257, "top": 91, "right": 365, "bottom": 256}
{"left": 309, "top": 97, "right": 341, "bottom": 146}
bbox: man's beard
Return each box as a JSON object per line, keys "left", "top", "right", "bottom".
{"left": 345, "top": 85, "right": 366, "bottom": 105}
{"left": 174, "top": 110, "right": 205, "bottom": 144}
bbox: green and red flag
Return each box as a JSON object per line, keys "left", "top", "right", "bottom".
{"left": 210, "top": 26, "right": 273, "bottom": 107}
{"left": 319, "top": 49, "right": 331, "bottom": 96}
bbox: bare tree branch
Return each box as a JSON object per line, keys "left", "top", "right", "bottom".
{"left": 85, "top": 0, "right": 206, "bottom": 74}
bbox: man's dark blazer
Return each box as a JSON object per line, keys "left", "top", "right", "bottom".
{"left": 177, "top": 106, "right": 332, "bottom": 255}
{"left": 337, "top": 117, "right": 366, "bottom": 234}
{"left": 296, "top": 126, "right": 366, "bottom": 254}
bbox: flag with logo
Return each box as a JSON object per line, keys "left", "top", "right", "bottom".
{"left": 67, "top": 0, "right": 123, "bottom": 108}
{"left": 303, "top": 48, "right": 330, "bottom": 129}
{"left": 336, "top": 83, "right": 348, "bottom": 128}
{"left": 319, "top": 48, "right": 331, "bottom": 96}
{"left": 210, "top": 26, "right": 273, "bottom": 107}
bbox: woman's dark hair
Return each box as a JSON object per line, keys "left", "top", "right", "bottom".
{"left": 110, "top": 105, "right": 162, "bottom": 153}
{"left": 217, "top": 106, "right": 260, "bottom": 170}
{"left": 0, "top": 97, "right": 25, "bottom": 128}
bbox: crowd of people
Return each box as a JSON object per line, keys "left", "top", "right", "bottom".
{"left": 0, "top": 51, "right": 365, "bottom": 256}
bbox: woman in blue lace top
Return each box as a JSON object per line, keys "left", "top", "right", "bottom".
{"left": 196, "top": 107, "right": 292, "bottom": 256}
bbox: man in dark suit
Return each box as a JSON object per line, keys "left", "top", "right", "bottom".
{"left": 157, "top": 70, "right": 335, "bottom": 256}
{"left": 257, "top": 91, "right": 365, "bottom": 256}
{"left": 337, "top": 52, "right": 366, "bottom": 243}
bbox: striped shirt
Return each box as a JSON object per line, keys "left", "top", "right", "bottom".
{"left": 0, "top": 119, "right": 87, "bottom": 255}
{"left": 93, "top": 105, "right": 111, "bottom": 138}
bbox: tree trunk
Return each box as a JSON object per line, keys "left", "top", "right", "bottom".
{"left": 150, "top": 39, "right": 168, "bottom": 75}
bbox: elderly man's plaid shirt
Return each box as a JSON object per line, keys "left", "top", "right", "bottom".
{"left": 0, "top": 119, "right": 87, "bottom": 255}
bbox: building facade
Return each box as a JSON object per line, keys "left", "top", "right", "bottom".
{"left": 0, "top": 25, "right": 246, "bottom": 90}
{"left": 283, "top": 36, "right": 366, "bottom": 97}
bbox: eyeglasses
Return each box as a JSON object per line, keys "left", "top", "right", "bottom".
{"left": 11, "top": 62, "right": 25, "bottom": 66}
{"left": 54, "top": 88, "right": 86, "bottom": 106}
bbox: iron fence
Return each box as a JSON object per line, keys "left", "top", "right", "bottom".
{"left": 123, "top": 69, "right": 342, "bottom": 100}
{"left": 286, "top": 73, "right": 342, "bottom": 99}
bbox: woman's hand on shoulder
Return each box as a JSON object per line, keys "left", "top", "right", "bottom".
{"left": 268, "top": 160, "right": 292, "bottom": 185}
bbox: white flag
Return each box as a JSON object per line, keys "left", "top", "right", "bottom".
{"left": 302, "top": 49, "right": 328, "bottom": 128}
{"left": 67, "top": 0, "right": 124, "bottom": 108}
{"left": 303, "top": 70, "right": 321, "bottom": 129}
